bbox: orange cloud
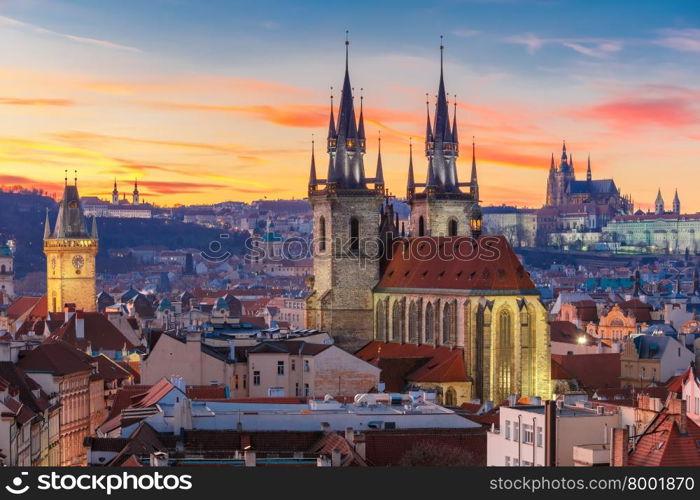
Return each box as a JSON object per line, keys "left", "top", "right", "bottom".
{"left": 0, "top": 97, "right": 75, "bottom": 106}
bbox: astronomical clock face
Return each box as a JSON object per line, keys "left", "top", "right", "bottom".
{"left": 72, "top": 255, "right": 85, "bottom": 270}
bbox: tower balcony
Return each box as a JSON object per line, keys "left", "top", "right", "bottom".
{"left": 44, "top": 239, "right": 98, "bottom": 250}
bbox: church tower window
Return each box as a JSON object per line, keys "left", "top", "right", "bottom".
{"left": 425, "top": 302, "right": 435, "bottom": 343}
{"left": 495, "top": 309, "right": 514, "bottom": 403}
{"left": 448, "top": 218, "right": 458, "bottom": 237}
{"left": 318, "top": 216, "right": 326, "bottom": 252}
{"left": 350, "top": 217, "right": 359, "bottom": 252}
{"left": 418, "top": 216, "right": 425, "bottom": 237}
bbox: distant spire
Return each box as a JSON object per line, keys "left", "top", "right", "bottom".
{"left": 345, "top": 30, "right": 349, "bottom": 70}
{"left": 43, "top": 208, "right": 52, "bottom": 239}
{"left": 64, "top": 169, "right": 68, "bottom": 186}
{"left": 550, "top": 153, "right": 555, "bottom": 171}
{"left": 358, "top": 88, "right": 366, "bottom": 150}
{"left": 586, "top": 154, "right": 592, "bottom": 181}
{"left": 470, "top": 137, "right": 479, "bottom": 201}
{"left": 425, "top": 93, "right": 433, "bottom": 147}
{"left": 569, "top": 154, "right": 574, "bottom": 172}
{"left": 74, "top": 170, "right": 77, "bottom": 186}
{"left": 407, "top": 138, "right": 415, "bottom": 198}
{"left": 672, "top": 188, "right": 680, "bottom": 214}
{"left": 91, "top": 215, "right": 98, "bottom": 239}
{"left": 113, "top": 177, "right": 117, "bottom": 191}
{"left": 327, "top": 87, "right": 336, "bottom": 145}
{"left": 308, "top": 136, "right": 317, "bottom": 192}
{"left": 375, "top": 131, "right": 384, "bottom": 187}
{"left": 452, "top": 97, "right": 459, "bottom": 146}
{"left": 561, "top": 140, "right": 567, "bottom": 160}
{"left": 433, "top": 36, "right": 452, "bottom": 144}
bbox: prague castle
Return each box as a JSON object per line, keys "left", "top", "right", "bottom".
{"left": 306, "top": 40, "right": 551, "bottom": 404}
{"left": 44, "top": 176, "right": 98, "bottom": 313}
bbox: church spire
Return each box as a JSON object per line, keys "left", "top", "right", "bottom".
{"left": 550, "top": 153, "right": 555, "bottom": 172}
{"left": 308, "top": 137, "right": 317, "bottom": 195}
{"left": 470, "top": 137, "right": 479, "bottom": 201}
{"left": 672, "top": 188, "right": 680, "bottom": 214}
{"left": 91, "top": 215, "right": 98, "bottom": 239}
{"left": 374, "top": 132, "right": 384, "bottom": 192}
{"left": 43, "top": 208, "right": 52, "bottom": 239}
{"left": 452, "top": 97, "right": 459, "bottom": 147}
{"left": 407, "top": 138, "right": 415, "bottom": 199}
{"left": 655, "top": 188, "right": 665, "bottom": 215}
{"left": 327, "top": 88, "right": 336, "bottom": 150}
{"left": 561, "top": 140, "right": 567, "bottom": 161}
{"left": 425, "top": 93, "right": 433, "bottom": 150}
{"left": 586, "top": 154, "right": 592, "bottom": 181}
{"left": 325, "top": 31, "right": 367, "bottom": 190}
{"left": 433, "top": 36, "right": 452, "bottom": 144}
{"left": 357, "top": 89, "right": 366, "bottom": 152}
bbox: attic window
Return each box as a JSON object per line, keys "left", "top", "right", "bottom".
{"left": 498, "top": 269, "right": 506, "bottom": 279}
{"left": 404, "top": 270, "right": 410, "bottom": 277}
{"left": 422, "top": 270, "right": 428, "bottom": 278}
{"left": 482, "top": 269, "right": 490, "bottom": 280}
{"left": 455, "top": 271, "right": 462, "bottom": 279}
{"left": 387, "top": 270, "right": 394, "bottom": 277}
{"left": 438, "top": 271, "right": 445, "bottom": 279}
{"left": 469, "top": 271, "right": 476, "bottom": 280}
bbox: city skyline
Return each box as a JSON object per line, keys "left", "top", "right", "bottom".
{"left": 0, "top": 1, "right": 698, "bottom": 210}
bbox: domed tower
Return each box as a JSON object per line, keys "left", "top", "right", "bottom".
{"left": 408, "top": 39, "right": 479, "bottom": 237}
{"left": 44, "top": 173, "right": 98, "bottom": 312}
{"left": 305, "top": 35, "right": 384, "bottom": 350}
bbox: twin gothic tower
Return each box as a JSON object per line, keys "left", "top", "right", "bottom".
{"left": 306, "top": 40, "right": 481, "bottom": 350}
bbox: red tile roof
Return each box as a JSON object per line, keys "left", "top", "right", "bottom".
{"left": 551, "top": 353, "right": 621, "bottom": 391}
{"left": 5, "top": 296, "right": 47, "bottom": 319}
{"left": 629, "top": 412, "right": 700, "bottom": 466}
{"left": 376, "top": 236, "right": 536, "bottom": 291}
{"left": 550, "top": 321, "right": 597, "bottom": 345}
{"left": 355, "top": 342, "right": 468, "bottom": 388}
{"left": 17, "top": 339, "right": 94, "bottom": 376}
{"left": 47, "top": 312, "right": 136, "bottom": 352}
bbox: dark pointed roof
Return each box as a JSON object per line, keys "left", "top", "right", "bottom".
{"left": 470, "top": 139, "right": 479, "bottom": 201}
{"left": 308, "top": 139, "right": 317, "bottom": 188}
{"left": 406, "top": 140, "right": 415, "bottom": 191}
{"left": 51, "top": 183, "right": 90, "bottom": 239}
{"left": 375, "top": 134, "right": 384, "bottom": 185}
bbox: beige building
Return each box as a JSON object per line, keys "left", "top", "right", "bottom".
{"left": 620, "top": 334, "right": 695, "bottom": 388}
{"left": 140, "top": 332, "right": 379, "bottom": 398}
{"left": 482, "top": 208, "right": 537, "bottom": 248}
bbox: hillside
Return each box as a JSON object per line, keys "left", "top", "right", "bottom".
{"left": 0, "top": 191, "right": 249, "bottom": 278}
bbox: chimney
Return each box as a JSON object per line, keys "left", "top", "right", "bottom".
{"left": 331, "top": 448, "right": 342, "bottom": 467}
{"left": 344, "top": 427, "right": 354, "bottom": 445}
{"left": 610, "top": 427, "right": 629, "bottom": 466}
{"left": 545, "top": 400, "right": 557, "bottom": 466}
{"left": 677, "top": 399, "right": 688, "bottom": 435}
{"left": 64, "top": 304, "right": 76, "bottom": 322}
{"left": 75, "top": 310, "right": 85, "bottom": 339}
{"left": 243, "top": 448, "right": 256, "bottom": 467}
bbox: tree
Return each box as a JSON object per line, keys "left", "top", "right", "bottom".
{"left": 398, "top": 441, "right": 479, "bottom": 467}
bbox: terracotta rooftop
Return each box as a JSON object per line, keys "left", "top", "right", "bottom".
{"left": 551, "top": 352, "right": 621, "bottom": 391}
{"left": 376, "top": 236, "right": 537, "bottom": 292}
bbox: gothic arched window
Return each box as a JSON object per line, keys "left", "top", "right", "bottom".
{"left": 408, "top": 301, "right": 419, "bottom": 344}
{"left": 418, "top": 216, "right": 425, "bottom": 237}
{"left": 425, "top": 302, "right": 435, "bottom": 343}
{"left": 375, "top": 300, "right": 386, "bottom": 341}
{"left": 448, "top": 218, "right": 458, "bottom": 237}
{"left": 495, "top": 309, "right": 514, "bottom": 403}
{"left": 350, "top": 217, "right": 359, "bottom": 252}
{"left": 442, "top": 301, "right": 456, "bottom": 345}
{"left": 391, "top": 300, "right": 403, "bottom": 342}
{"left": 318, "top": 216, "right": 326, "bottom": 252}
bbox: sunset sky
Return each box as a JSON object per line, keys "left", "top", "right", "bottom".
{"left": 0, "top": 0, "right": 698, "bottom": 210}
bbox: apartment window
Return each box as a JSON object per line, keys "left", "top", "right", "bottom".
{"left": 512, "top": 458, "right": 519, "bottom": 466}
{"left": 243, "top": 375, "right": 247, "bottom": 389}
{"left": 505, "top": 456, "right": 510, "bottom": 466}
{"left": 277, "top": 361, "right": 285, "bottom": 376}
{"left": 253, "top": 371, "right": 260, "bottom": 386}
{"left": 522, "top": 424, "right": 534, "bottom": 445}
{"left": 304, "top": 383, "right": 310, "bottom": 396}
{"left": 513, "top": 422, "right": 520, "bottom": 443}
{"left": 295, "top": 383, "right": 299, "bottom": 396}
{"left": 505, "top": 420, "right": 511, "bottom": 440}
{"left": 522, "top": 460, "right": 532, "bottom": 467}
{"left": 291, "top": 359, "right": 296, "bottom": 371}
{"left": 234, "top": 375, "right": 239, "bottom": 390}
{"left": 536, "top": 426, "right": 543, "bottom": 447}
{"left": 304, "top": 360, "right": 310, "bottom": 372}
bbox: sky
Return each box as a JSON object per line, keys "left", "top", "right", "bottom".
{"left": 0, "top": 0, "right": 698, "bottom": 210}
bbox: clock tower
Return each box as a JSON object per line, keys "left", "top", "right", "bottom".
{"left": 44, "top": 177, "right": 98, "bottom": 313}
